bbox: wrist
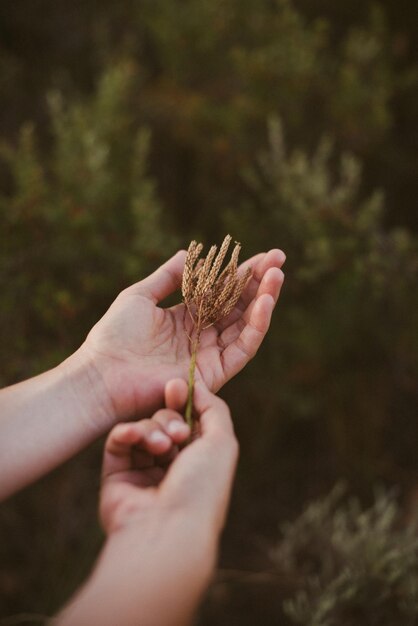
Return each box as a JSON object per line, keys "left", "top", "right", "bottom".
{"left": 0, "top": 354, "right": 116, "bottom": 499}
{"left": 58, "top": 346, "right": 116, "bottom": 435}
{"left": 105, "top": 511, "right": 218, "bottom": 618}
{"left": 107, "top": 503, "right": 219, "bottom": 559}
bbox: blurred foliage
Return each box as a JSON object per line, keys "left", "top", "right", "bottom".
{"left": 273, "top": 485, "right": 418, "bottom": 625}
{"left": 0, "top": 63, "right": 173, "bottom": 383}
{"left": 229, "top": 117, "right": 418, "bottom": 484}
{"left": 0, "top": 0, "right": 418, "bottom": 623}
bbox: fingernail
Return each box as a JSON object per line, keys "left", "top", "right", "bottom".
{"left": 148, "top": 431, "right": 170, "bottom": 445}
{"left": 167, "top": 421, "right": 189, "bottom": 436}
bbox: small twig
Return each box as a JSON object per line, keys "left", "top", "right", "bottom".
{"left": 185, "top": 331, "right": 200, "bottom": 428}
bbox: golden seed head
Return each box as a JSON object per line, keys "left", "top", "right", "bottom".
{"left": 182, "top": 235, "right": 251, "bottom": 330}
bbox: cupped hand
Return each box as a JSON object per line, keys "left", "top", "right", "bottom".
{"left": 81, "top": 247, "right": 285, "bottom": 424}
{"left": 100, "top": 379, "right": 238, "bottom": 536}
{"left": 57, "top": 382, "right": 236, "bottom": 626}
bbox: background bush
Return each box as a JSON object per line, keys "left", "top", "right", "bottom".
{"left": 1, "top": 1, "right": 418, "bottom": 623}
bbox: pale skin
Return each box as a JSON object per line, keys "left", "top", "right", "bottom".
{"left": 55, "top": 379, "right": 238, "bottom": 626}
{"left": 0, "top": 247, "right": 285, "bottom": 501}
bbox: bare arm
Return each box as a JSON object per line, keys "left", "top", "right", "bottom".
{"left": 0, "top": 352, "right": 109, "bottom": 501}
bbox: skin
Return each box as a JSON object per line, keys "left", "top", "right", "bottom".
{"left": 82, "top": 247, "right": 286, "bottom": 419}
{"left": 55, "top": 380, "right": 239, "bottom": 626}
{"left": 0, "top": 247, "right": 285, "bottom": 500}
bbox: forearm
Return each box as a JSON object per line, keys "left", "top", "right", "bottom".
{"left": 0, "top": 349, "right": 111, "bottom": 500}
{"left": 55, "top": 514, "right": 218, "bottom": 626}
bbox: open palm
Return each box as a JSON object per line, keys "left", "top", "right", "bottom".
{"left": 83, "top": 248, "right": 285, "bottom": 423}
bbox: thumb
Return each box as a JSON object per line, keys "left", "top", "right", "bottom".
{"left": 193, "top": 382, "right": 236, "bottom": 440}
{"left": 133, "top": 250, "right": 187, "bottom": 303}
{"left": 161, "top": 383, "right": 239, "bottom": 531}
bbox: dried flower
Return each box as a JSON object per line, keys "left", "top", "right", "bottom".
{"left": 182, "top": 235, "right": 251, "bottom": 428}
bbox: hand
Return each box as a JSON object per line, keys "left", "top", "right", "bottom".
{"left": 0, "top": 246, "right": 283, "bottom": 500}
{"left": 100, "top": 378, "right": 238, "bottom": 537}
{"left": 56, "top": 380, "right": 238, "bottom": 626}
{"left": 77, "top": 247, "right": 285, "bottom": 425}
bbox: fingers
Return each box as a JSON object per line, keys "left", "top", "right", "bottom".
{"left": 103, "top": 398, "right": 191, "bottom": 479}
{"left": 219, "top": 266, "right": 284, "bottom": 346}
{"left": 163, "top": 380, "right": 235, "bottom": 446}
{"left": 214, "top": 256, "right": 284, "bottom": 384}
{"left": 220, "top": 293, "right": 277, "bottom": 382}
{"left": 157, "top": 379, "right": 190, "bottom": 440}
{"left": 103, "top": 420, "right": 173, "bottom": 478}
{"left": 165, "top": 378, "right": 189, "bottom": 412}
{"left": 131, "top": 250, "right": 187, "bottom": 303}
{"left": 239, "top": 248, "right": 285, "bottom": 307}
{"left": 192, "top": 382, "right": 235, "bottom": 439}
{"left": 262, "top": 264, "right": 285, "bottom": 305}
{"left": 215, "top": 249, "right": 285, "bottom": 331}
{"left": 153, "top": 408, "right": 190, "bottom": 443}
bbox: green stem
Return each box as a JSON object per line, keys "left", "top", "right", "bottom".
{"left": 185, "top": 333, "right": 200, "bottom": 429}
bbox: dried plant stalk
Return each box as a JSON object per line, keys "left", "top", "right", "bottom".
{"left": 181, "top": 235, "right": 252, "bottom": 428}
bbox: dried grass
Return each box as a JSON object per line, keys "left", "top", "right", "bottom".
{"left": 181, "top": 235, "right": 251, "bottom": 427}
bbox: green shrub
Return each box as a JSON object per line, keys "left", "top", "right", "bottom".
{"left": 225, "top": 118, "right": 418, "bottom": 481}
{"left": 0, "top": 63, "right": 174, "bottom": 383}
